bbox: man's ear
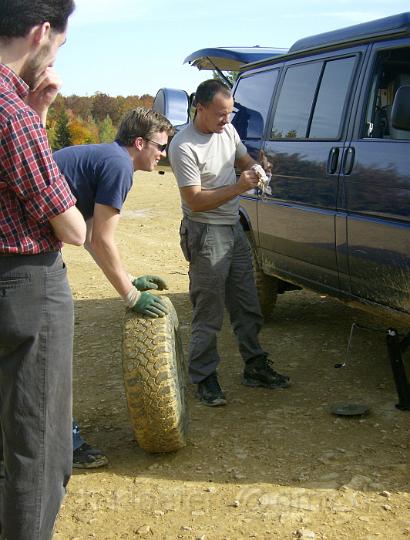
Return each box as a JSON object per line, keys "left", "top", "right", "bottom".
{"left": 134, "top": 137, "right": 144, "bottom": 151}
{"left": 31, "top": 22, "right": 51, "bottom": 46}
{"left": 196, "top": 102, "right": 205, "bottom": 114}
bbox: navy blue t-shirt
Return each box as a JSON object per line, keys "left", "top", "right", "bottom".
{"left": 54, "top": 142, "right": 133, "bottom": 220}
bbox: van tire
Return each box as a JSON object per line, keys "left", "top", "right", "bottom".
{"left": 122, "top": 296, "right": 188, "bottom": 453}
{"left": 246, "top": 232, "right": 278, "bottom": 320}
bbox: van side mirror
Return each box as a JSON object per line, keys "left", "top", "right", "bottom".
{"left": 153, "top": 88, "right": 190, "bottom": 129}
{"left": 391, "top": 85, "right": 410, "bottom": 131}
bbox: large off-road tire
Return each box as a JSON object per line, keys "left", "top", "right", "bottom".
{"left": 122, "top": 296, "right": 188, "bottom": 453}
{"left": 246, "top": 232, "right": 278, "bottom": 320}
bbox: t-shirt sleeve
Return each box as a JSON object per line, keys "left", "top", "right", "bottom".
{"left": 231, "top": 124, "right": 247, "bottom": 160}
{"left": 169, "top": 139, "right": 201, "bottom": 189}
{"left": 1, "top": 111, "right": 76, "bottom": 222}
{"left": 94, "top": 157, "right": 133, "bottom": 211}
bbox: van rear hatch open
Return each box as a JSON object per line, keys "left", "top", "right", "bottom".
{"left": 153, "top": 46, "right": 288, "bottom": 128}
{"left": 183, "top": 46, "right": 287, "bottom": 73}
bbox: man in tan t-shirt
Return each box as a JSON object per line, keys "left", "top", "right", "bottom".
{"left": 169, "top": 79, "right": 290, "bottom": 407}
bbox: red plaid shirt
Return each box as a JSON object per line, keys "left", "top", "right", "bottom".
{"left": 0, "top": 64, "right": 76, "bottom": 254}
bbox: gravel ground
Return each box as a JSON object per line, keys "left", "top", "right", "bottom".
{"left": 55, "top": 168, "right": 410, "bottom": 540}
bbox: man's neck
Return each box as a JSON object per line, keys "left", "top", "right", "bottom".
{"left": 194, "top": 117, "right": 211, "bottom": 135}
{"left": 124, "top": 145, "right": 139, "bottom": 172}
{"left": 0, "top": 37, "right": 30, "bottom": 77}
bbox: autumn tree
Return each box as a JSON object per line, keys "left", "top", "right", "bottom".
{"left": 140, "top": 94, "right": 154, "bottom": 108}
{"left": 91, "top": 92, "right": 119, "bottom": 123}
{"left": 69, "top": 118, "right": 96, "bottom": 145}
{"left": 85, "top": 115, "right": 100, "bottom": 144}
{"left": 46, "top": 92, "right": 155, "bottom": 146}
{"left": 65, "top": 95, "right": 93, "bottom": 120}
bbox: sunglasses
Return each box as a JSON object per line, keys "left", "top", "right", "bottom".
{"left": 144, "top": 139, "right": 167, "bottom": 152}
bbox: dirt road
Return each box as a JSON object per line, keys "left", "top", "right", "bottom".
{"left": 55, "top": 167, "right": 409, "bottom": 540}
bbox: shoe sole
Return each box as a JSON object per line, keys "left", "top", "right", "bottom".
{"left": 242, "top": 377, "right": 291, "bottom": 389}
{"left": 72, "top": 456, "right": 109, "bottom": 469}
{"left": 198, "top": 396, "right": 227, "bottom": 407}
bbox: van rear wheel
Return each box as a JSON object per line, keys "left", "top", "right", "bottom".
{"left": 246, "top": 232, "right": 278, "bottom": 320}
{"left": 122, "top": 296, "right": 188, "bottom": 453}
{"left": 253, "top": 259, "right": 278, "bottom": 321}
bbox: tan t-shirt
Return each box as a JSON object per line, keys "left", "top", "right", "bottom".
{"left": 168, "top": 122, "right": 247, "bottom": 224}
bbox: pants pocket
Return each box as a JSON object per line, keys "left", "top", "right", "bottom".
{"left": 179, "top": 221, "right": 191, "bottom": 262}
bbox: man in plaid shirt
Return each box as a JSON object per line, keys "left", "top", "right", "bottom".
{"left": 0, "top": 2, "right": 86, "bottom": 538}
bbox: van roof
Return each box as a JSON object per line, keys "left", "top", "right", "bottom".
{"left": 289, "top": 11, "right": 410, "bottom": 54}
{"left": 241, "top": 12, "right": 410, "bottom": 72}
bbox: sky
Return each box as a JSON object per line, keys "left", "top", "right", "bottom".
{"left": 55, "top": 0, "right": 410, "bottom": 98}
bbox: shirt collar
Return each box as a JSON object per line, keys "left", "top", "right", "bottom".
{"left": 0, "top": 63, "right": 29, "bottom": 100}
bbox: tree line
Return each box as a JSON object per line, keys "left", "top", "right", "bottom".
{"left": 47, "top": 92, "right": 154, "bottom": 150}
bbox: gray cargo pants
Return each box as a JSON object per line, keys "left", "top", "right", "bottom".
{"left": 180, "top": 217, "right": 266, "bottom": 383}
{"left": 0, "top": 252, "right": 73, "bottom": 540}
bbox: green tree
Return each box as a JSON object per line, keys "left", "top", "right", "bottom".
{"left": 46, "top": 123, "right": 56, "bottom": 149}
{"left": 99, "top": 114, "right": 116, "bottom": 143}
{"left": 48, "top": 93, "right": 66, "bottom": 119}
{"left": 53, "top": 109, "right": 72, "bottom": 150}
{"left": 212, "top": 70, "right": 239, "bottom": 87}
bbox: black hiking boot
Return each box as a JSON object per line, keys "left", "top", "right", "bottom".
{"left": 243, "top": 356, "right": 290, "bottom": 389}
{"left": 73, "top": 443, "right": 109, "bottom": 469}
{"left": 197, "top": 372, "right": 227, "bottom": 407}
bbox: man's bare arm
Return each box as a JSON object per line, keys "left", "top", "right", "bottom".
{"left": 236, "top": 153, "right": 258, "bottom": 172}
{"left": 49, "top": 205, "right": 86, "bottom": 246}
{"left": 85, "top": 203, "right": 133, "bottom": 297}
{"left": 180, "top": 166, "right": 259, "bottom": 213}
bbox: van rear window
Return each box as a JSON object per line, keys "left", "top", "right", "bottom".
{"left": 232, "top": 69, "right": 279, "bottom": 140}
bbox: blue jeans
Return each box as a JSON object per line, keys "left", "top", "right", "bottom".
{"left": 180, "top": 219, "right": 266, "bottom": 383}
{"left": 0, "top": 252, "right": 73, "bottom": 540}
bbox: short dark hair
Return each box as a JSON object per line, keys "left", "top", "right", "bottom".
{"left": 194, "top": 79, "right": 231, "bottom": 107}
{"left": 0, "top": 0, "right": 75, "bottom": 39}
{"left": 115, "top": 107, "right": 174, "bottom": 147}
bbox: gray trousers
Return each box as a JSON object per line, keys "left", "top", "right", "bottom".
{"left": 180, "top": 218, "right": 266, "bottom": 383}
{"left": 0, "top": 252, "right": 73, "bottom": 540}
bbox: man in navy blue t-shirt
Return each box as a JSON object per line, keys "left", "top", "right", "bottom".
{"left": 54, "top": 107, "right": 174, "bottom": 468}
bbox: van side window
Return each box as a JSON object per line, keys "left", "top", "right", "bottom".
{"left": 270, "top": 56, "right": 356, "bottom": 139}
{"left": 310, "top": 57, "right": 356, "bottom": 138}
{"left": 363, "top": 47, "right": 410, "bottom": 140}
{"left": 232, "top": 69, "right": 279, "bottom": 140}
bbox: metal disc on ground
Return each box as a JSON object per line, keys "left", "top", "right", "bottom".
{"left": 122, "top": 296, "right": 188, "bottom": 453}
{"left": 330, "top": 402, "right": 370, "bottom": 417}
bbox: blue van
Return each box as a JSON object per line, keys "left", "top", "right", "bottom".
{"left": 154, "top": 13, "right": 410, "bottom": 409}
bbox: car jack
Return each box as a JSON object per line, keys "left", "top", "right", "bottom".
{"left": 336, "top": 323, "right": 410, "bottom": 411}
{"left": 386, "top": 329, "right": 410, "bottom": 411}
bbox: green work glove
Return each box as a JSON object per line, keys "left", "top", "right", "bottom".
{"left": 131, "top": 292, "right": 168, "bottom": 318}
{"left": 132, "top": 275, "right": 168, "bottom": 291}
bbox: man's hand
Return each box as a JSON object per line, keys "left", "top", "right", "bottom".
{"left": 131, "top": 292, "right": 168, "bottom": 318}
{"left": 236, "top": 169, "right": 259, "bottom": 193}
{"left": 25, "top": 67, "right": 62, "bottom": 123}
{"left": 133, "top": 275, "right": 168, "bottom": 291}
